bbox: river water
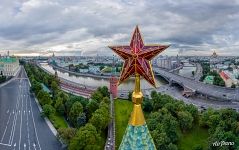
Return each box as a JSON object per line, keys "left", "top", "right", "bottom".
{"left": 40, "top": 63, "right": 167, "bottom": 90}
{"left": 40, "top": 63, "right": 195, "bottom": 91}
{"left": 178, "top": 62, "right": 196, "bottom": 78}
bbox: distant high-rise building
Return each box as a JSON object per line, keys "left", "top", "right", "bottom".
{"left": 212, "top": 50, "right": 218, "bottom": 58}
{"left": 209, "top": 50, "right": 219, "bottom": 65}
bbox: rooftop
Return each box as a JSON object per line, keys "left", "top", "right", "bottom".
{"left": 0, "top": 57, "right": 17, "bottom": 63}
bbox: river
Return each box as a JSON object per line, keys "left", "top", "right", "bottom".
{"left": 40, "top": 63, "right": 195, "bottom": 91}
{"left": 178, "top": 62, "right": 196, "bottom": 78}
{"left": 40, "top": 63, "right": 167, "bottom": 91}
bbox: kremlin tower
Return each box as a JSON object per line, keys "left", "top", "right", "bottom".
{"left": 109, "top": 55, "right": 118, "bottom": 99}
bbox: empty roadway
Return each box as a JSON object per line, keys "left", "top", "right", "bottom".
{"left": 0, "top": 67, "right": 62, "bottom": 150}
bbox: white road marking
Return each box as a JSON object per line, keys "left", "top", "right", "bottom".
{"left": 26, "top": 93, "right": 30, "bottom": 150}
{"left": 9, "top": 96, "right": 20, "bottom": 145}
{"left": 29, "top": 94, "right": 42, "bottom": 150}
{"left": 1, "top": 112, "right": 12, "bottom": 142}
{"left": 13, "top": 142, "right": 16, "bottom": 150}
{"left": 19, "top": 86, "right": 24, "bottom": 150}
{"left": 33, "top": 143, "right": 37, "bottom": 150}
{"left": 0, "top": 142, "right": 11, "bottom": 146}
{"left": 6, "top": 109, "right": 9, "bottom": 114}
{"left": 9, "top": 87, "right": 21, "bottom": 145}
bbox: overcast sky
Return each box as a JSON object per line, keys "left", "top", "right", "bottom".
{"left": 0, "top": 0, "right": 239, "bottom": 56}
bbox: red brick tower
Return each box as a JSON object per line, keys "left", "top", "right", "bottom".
{"left": 110, "top": 76, "right": 118, "bottom": 99}
{"left": 110, "top": 55, "right": 118, "bottom": 99}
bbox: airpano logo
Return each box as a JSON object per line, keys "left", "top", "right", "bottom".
{"left": 212, "top": 141, "right": 234, "bottom": 147}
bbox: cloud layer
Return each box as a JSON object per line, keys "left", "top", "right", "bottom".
{"left": 0, "top": 0, "right": 239, "bottom": 56}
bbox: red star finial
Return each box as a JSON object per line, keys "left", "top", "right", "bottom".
{"left": 109, "top": 26, "right": 169, "bottom": 87}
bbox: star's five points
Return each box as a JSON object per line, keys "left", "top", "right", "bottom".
{"left": 109, "top": 26, "right": 169, "bottom": 87}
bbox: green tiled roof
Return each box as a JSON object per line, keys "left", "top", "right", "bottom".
{"left": 203, "top": 75, "right": 214, "bottom": 84}
{"left": 0, "top": 57, "right": 17, "bottom": 63}
{"left": 119, "top": 124, "right": 156, "bottom": 150}
{"left": 41, "top": 83, "right": 51, "bottom": 93}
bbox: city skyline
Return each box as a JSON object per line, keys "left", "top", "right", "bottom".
{"left": 0, "top": 0, "right": 239, "bottom": 56}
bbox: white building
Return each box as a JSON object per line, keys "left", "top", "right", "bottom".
{"left": 157, "top": 57, "right": 172, "bottom": 69}
{"left": 0, "top": 57, "right": 20, "bottom": 76}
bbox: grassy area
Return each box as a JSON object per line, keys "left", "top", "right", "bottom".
{"left": 178, "top": 124, "right": 209, "bottom": 150}
{"left": 115, "top": 99, "right": 209, "bottom": 150}
{"left": 114, "top": 99, "right": 133, "bottom": 149}
{"left": 102, "top": 66, "right": 112, "bottom": 73}
{"left": 49, "top": 113, "right": 68, "bottom": 129}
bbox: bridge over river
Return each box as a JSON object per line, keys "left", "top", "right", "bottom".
{"left": 154, "top": 67, "right": 239, "bottom": 101}
{"left": 37, "top": 62, "right": 239, "bottom": 102}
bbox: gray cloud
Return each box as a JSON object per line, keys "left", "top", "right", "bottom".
{"left": 0, "top": 0, "right": 239, "bottom": 56}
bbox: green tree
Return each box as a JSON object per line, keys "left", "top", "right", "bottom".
{"left": 32, "top": 81, "right": 42, "bottom": 94}
{"left": 185, "top": 104, "right": 199, "bottom": 121}
{"left": 43, "top": 76, "right": 49, "bottom": 85}
{"left": 151, "top": 90, "right": 157, "bottom": 99}
{"left": 51, "top": 80, "right": 58, "bottom": 91}
{"left": 69, "top": 101, "right": 83, "bottom": 126}
{"left": 91, "top": 91, "right": 103, "bottom": 103}
{"left": 54, "top": 97, "right": 65, "bottom": 115}
{"left": 143, "top": 99, "right": 153, "bottom": 113}
{"left": 99, "top": 65, "right": 104, "bottom": 71}
{"left": 89, "top": 103, "right": 110, "bottom": 132}
{"left": 167, "top": 143, "right": 178, "bottom": 150}
{"left": 102, "top": 97, "right": 110, "bottom": 104}
{"left": 86, "top": 100, "right": 99, "bottom": 118}
{"left": 42, "top": 104, "right": 55, "bottom": 118}
{"left": 98, "top": 86, "right": 109, "bottom": 97}
{"left": 69, "top": 123, "right": 101, "bottom": 150}
{"left": 208, "top": 128, "right": 238, "bottom": 150}
{"left": 162, "top": 113, "right": 179, "bottom": 143}
{"left": 77, "top": 113, "right": 87, "bottom": 128}
{"left": 177, "top": 111, "right": 193, "bottom": 132}
{"left": 147, "top": 112, "right": 162, "bottom": 131}
{"left": 37, "top": 91, "right": 52, "bottom": 105}
{"left": 128, "top": 91, "right": 132, "bottom": 101}
{"left": 58, "top": 92, "right": 69, "bottom": 104}
{"left": 152, "top": 131, "right": 171, "bottom": 150}
{"left": 57, "top": 128, "right": 77, "bottom": 145}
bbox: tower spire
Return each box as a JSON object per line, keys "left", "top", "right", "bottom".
{"left": 109, "top": 26, "right": 169, "bottom": 150}
{"left": 109, "top": 55, "right": 118, "bottom": 99}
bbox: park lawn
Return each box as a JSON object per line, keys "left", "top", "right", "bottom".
{"left": 102, "top": 66, "right": 112, "bottom": 73}
{"left": 49, "top": 113, "right": 68, "bottom": 129}
{"left": 115, "top": 99, "right": 133, "bottom": 149}
{"left": 178, "top": 124, "right": 209, "bottom": 150}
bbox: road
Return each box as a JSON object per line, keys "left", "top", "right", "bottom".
{"left": 194, "top": 63, "right": 203, "bottom": 81}
{"left": 154, "top": 67, "right": 239, "bottom": 101}
{"left": 117, "top": 84, "right": 239, "bottom": 112}
{"left": 105, "top": 94, "right": 115, "bottom": 150}
{"left": 156, "top": 85, "right": 239, "bottom": 112}
{"left": 0, "top": 66, "right": 62, "bottom": 150}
